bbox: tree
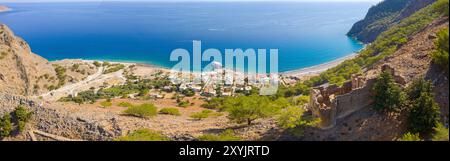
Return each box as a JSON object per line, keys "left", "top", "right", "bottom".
{"left": 432, "top": 28, "right": 449, "bottom": 75}
{"left": 0, "top": 114, "right": 12, "bottom": 137}
{"left": 277, "top": 106, "right": 305, "bottom": 129}
{"left": 13, "top": 105, "right": 32, "bottom": 132}
{"left": 408, "top": 92, "right": 440, "bottom": 134}
{"left": 405, "top": 78, "right": 441, "bottom": 135}
{"left": 406, "top": 78, "right": 432, "bottom": 100}
{"left": 372, "top": 71, "right": 404, "bottom": 112}
{"left": 224, "top": 95, "right": 279, "bottom": 125}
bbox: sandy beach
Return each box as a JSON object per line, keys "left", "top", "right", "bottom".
{"left": 72, "top": 51, "right": 360, "bottom": 80}
{"left": 281, "top": 53, "right": 358, "bottom": 78}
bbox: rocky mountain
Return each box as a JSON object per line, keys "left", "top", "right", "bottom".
{"left": 348, "top": 0, "right": 436, "bottom": 43}
{"left": 0, "top": 24, "right": 59, "bottom": 96}
{"left": 0, "top": 24, "right": 97, "bottom": 96}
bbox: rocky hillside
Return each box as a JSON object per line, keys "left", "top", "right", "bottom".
{"left": 295, "top": 0, "right": 449, "bottom": 141}
{"left": 365, "top": 15, "right": 449, "bottom": 124}
{"left": 0, "top": 24, "right": 98, "bottom": 96}
{"left": 348, "top": 0, "right": 436, "bottom": 43}
{"left": 0, "top": 24, "right": 59, "bottom": 96}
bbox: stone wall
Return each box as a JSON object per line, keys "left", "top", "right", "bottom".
{"left": 309, "top": 65, "right": 407, "bottom": 129}
{"left": 334, "top": 79, "right": 375, "bottom": 120}
{"left": 309, "top": 75, "right": 375, "bottom": 129}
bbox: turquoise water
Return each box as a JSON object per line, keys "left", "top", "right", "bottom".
{"left": 0, "top": 2, "right": 369, "bottom": 72}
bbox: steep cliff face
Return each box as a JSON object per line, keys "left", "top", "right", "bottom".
{"left": 0, "top": 24, "right": 58, "bottom": 96}
{"left": 348, "top": 0, "right": 436, "bottom": 43}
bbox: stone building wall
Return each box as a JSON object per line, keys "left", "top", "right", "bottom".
{"left": 309, "top": 75, "right": 376, "bottom": 129}
{"left": 309, "top": 65, "right": 407, "bottom": 129}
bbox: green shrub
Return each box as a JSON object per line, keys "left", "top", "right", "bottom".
{"left": 118, "top": 102, "right": 133, "bottom": 107}
{"left": 114, "top": 129, "right": 170, "bottom": 141}
{"left": 432, "top": 28, "right": 449, "bottom": 75}
{"left": 178, "top": 101, "right": 190, "bottom": 108}
{"left": 190, "top": 110, "right": 211, "bottom": 120}
{"left": 102, "top": 61, "right": 110, "bottom": 67}
{"left": 197, "top": 129, "right": 241, "bottom": 141}
{"left": 0, "top": 51, "right": 8, "bottom": 59}
{"left": 432, "top": 123, "right": 449, "bottom": 141}
{"left": 275, "top": 83, "right": 311, "bottom": 98}
{"left": 0, "top": 114, "right": 12, "bottom": 137}
{"left": 372, "top": 71, "right": 405, "bottom": 112}
{"left": 277, "top": 106, "right": 303, "bottom": 129}
{"left": 53, "top": 64, "right": 67, "bottom": 87}
{"left": 59, "top": 77, "right": 171, "bottom": 104}
{"left": 397, "top": 132, "right": 423, "bottom": 141}
{"left": 13, "top": 105, "right": 32, "bottom": 132}
{"left": 159, "top": 108, "right": 181, "bottom": 116}
{"left": 71, "top": 63, "right": 80, "bottom": 71}
{"left": 433, "top": 0, "right": 449, "bottom": 16}
{"left": 93, "top": 61, "right": 101, "bottom": 67}
{"left": 138, "top": 88, "right": 149, "bottom": 96}
{"left": 123, "top": 103, "right": 158, "bottom": 118}
{"left": 182, "top": 88, "right": 195, "bottom": 97}
{"left": 201, "top": 97, "right": 225, "bottom": 110}
{"left": 59, "top": 90, "right": 99, "bottom": 104}
{"left": 104, "top": 64, "right": 125, "bottom": 74}
{"left": 100, "top": 101, "right": 112, "bottom": 108}
{"left": 293, "top": 95, "right": 310, "bottom": 106}
{"left": 277, "top": 106, "right": 315, "bottom": 129}
{"left": 271, "top": 97, "right": 291, "bottom": 110}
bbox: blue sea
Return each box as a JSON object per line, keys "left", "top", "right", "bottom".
{"left": 0, "top": 2, "right": 371, "bottom": 72}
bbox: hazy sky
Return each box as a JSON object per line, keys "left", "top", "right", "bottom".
{"left": 1, "top": 0, "right": 383, "bottom": 3}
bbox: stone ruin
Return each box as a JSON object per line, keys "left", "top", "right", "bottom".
{"left": 309, "top": 74, "right": 375, "bottom": 129}
{"left": 308, "top": 65, "right": 404, "bottom": 129}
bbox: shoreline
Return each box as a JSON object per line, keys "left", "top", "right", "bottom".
{"left": 281, "top": 53, "right": 358, "bottom": 77}
{"left": 54, "top": 51, "right": 359, "bottom": 79}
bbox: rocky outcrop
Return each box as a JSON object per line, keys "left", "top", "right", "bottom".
{"left": 348, "top": 0, "right": 436, "bottom": 43}
{"left": 0, "top": 24, "right": 59, "bottom": 96}
{"left": 0, "top": 5, "right": 11, "bottom": 12}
